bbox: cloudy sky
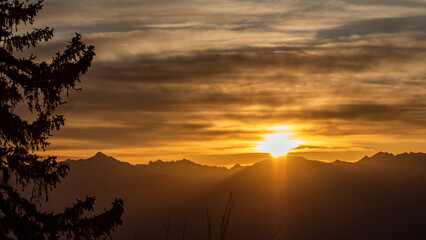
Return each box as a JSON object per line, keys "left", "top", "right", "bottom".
{"left": 30, "top": 0, "right": 426, "bottom": 165}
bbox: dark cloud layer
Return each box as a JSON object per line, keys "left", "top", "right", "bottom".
{"left": 343, "top": 0, "right": 426, "bottom": 7}
{"left": 317, "top": 15, "right": 426, "bottom": 39}
{"left": 52, "top": 42, "right": 426, "bottom": 150}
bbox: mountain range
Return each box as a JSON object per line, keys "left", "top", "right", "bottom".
{"left": 43, "top": 152, "right": 426, "bottom": 239}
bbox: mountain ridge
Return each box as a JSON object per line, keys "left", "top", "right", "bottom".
{"left": 47, "top": 151, "right": 426, "bottom": 239}
{"left": 65, "top": 151, "right": 426, "bottom": 169}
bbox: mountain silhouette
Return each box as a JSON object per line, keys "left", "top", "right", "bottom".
{"left": 43, "top": 152, "right": 426, "bottom": 239}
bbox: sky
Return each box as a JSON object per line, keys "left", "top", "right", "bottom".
{"left": 27, "top": 0, "right": 426, "bottom": 166}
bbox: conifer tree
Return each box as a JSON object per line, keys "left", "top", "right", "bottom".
{"left": 0, "top": 0, "right": 124, "bottom": 239}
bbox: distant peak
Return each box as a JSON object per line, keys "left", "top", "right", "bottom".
{"left": 148, "top": 159, "right": 198, "bottom": 166}
{"left": 231, "top": 163, "right": 244, "bottom": 170}
{"left": 89, "top": 151, "right": 116, "bottom": 162}
{"left": 286, "top": 155, "right": 309, "bottom": 161}
{"left": 330, "top": 159, "right": 353, "bottom": 165}
{"left": 85, "top": 152, "right": 129, "bottom": 166}
{"left": 372, "top": 151, "right": 394, "bottom": 158}
{"left": 94, "top": 152, "right": 108, "bottom": 158}
{"left": 148, "top": 160, "right": 164, "bottom": 165}
{"left": 358, "top": 151, "right": 397, "bottom": 164}
{"left": 177, "top": 159, "right": 197, "bottom": 165}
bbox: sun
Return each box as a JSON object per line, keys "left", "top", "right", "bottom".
{"left": 257, "top": 132, "right": 303, "bottom": 158}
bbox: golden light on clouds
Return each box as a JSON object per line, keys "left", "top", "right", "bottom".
{"left": 257, "top": 127, "right": 304, "bottom": 158}
{"left": 32, "top": 0, "right": 426, "bottom": 165}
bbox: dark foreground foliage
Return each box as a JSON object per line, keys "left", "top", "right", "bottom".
{"left": 0, "top": 0, "right": 124, "bottom": 239}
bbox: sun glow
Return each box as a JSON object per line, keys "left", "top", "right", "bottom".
{"left": 257, "top": 132, "right": 304, "bottom": 158}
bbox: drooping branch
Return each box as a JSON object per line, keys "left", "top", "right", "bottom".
{"left": 0, "top": 1, "right": 124, "bottom": 239}
{"left": 0, "top": 185, "right": 124, "bottom": 240}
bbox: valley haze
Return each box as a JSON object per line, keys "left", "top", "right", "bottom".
{"left": 40, "top": 151, "right": 426, "bottom": 239}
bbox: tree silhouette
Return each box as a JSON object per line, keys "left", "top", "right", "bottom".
{"left": 0, "top": 0, "right": 124, "bottom": 239}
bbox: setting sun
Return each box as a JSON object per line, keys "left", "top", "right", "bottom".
{"left": 257, "top": 133, "right": 304, "bottom": 158}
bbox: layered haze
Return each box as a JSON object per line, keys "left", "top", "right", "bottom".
{"left": 41, "top": 152, "right": 426, "bottom": 239}
{"left": 26, "top": 0, "right": 426, "bottom": 165}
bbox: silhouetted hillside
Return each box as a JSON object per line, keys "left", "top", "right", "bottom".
{"left": 44, "top": 152, "right": 426, "bottom": 239}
